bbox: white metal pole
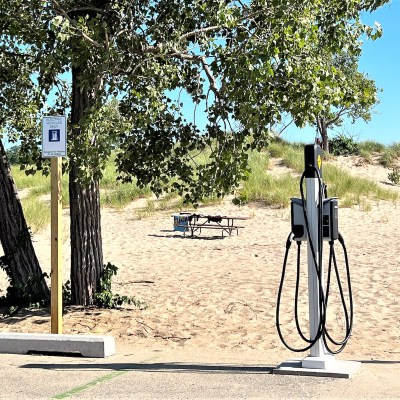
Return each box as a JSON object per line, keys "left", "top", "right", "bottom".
{"left": 303, "top": 175, "right": 335, "bottom": 369}
{"left": 306, "top": 177, "right": 324, "bottom": 358}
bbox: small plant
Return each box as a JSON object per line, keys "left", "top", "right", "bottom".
{"left": 232, "top": 191, "right": 249, "bottom": 206}
{"left": 388, "top": 168, "right": 400, "bottom": 185}
{"left": 94, "top": 263, "right": 147, "bottom": 309}
{"left": 0, "top": 272, "right": 49, "bottom": 316}
{"left": 62, "top": 280, "right": 72, "bottom": 305}
{"left": 329, "top": 134, "right": 359, "bottom": 156}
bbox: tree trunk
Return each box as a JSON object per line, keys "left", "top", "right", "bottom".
{"left": 316, "top": 116, "right": 329, "bottom": 152}
{"left": 70, "top": 66, "right": 104, "bottom": 305}
{"left": 0, "top": 139, "right": 50, "bottom": 303}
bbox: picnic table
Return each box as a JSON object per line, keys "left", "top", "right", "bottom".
{"left": 172, "top": 212, "right": 249, "bottom": 237}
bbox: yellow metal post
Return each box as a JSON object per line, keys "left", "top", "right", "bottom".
{"left": 51, "top": 157, "right": 63, "bottom": 334}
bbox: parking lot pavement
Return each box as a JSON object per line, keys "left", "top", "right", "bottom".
{"left": 0, "top": 346, "right": 399, "bottom": 399}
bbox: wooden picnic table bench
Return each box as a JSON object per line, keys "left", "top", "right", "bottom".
{"left": 172, "top": 213, "right": 249, "bottom": 237}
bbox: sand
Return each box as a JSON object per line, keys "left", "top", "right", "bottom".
{"left": 0, "top": 156, "right": 399, "bottom": 388}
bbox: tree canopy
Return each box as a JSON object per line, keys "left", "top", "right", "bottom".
{"left": 1, "top": 0, "right": 388, "bottom": 202}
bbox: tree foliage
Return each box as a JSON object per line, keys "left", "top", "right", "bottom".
{"left": 0, "top": 0, "right": 389, "bottom": 202}
{"left": 315, "top": 52, "right": 380, "bottom": 151}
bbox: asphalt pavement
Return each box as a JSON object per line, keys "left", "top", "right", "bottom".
{"left": 0, "top": 345, "right": 399, "bottom": 399}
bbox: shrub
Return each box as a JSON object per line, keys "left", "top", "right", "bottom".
{"left": 388, "top": 168, "right": 400, "bottom": 185}
{"left": 0, "top": 271, "right": 49, "bottom": 316}
{"left": 329, "top": 134, "right": 359, "bottom": 156}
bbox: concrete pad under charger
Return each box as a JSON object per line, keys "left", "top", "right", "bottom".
{"left": 274, "top": 358, "right": 361, "bottom": 378}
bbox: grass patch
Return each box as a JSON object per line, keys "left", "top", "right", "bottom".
{"left": 358, "top": 140, "right": 385, "bottom": 154}
{"left": 380, "top": 142, "right": 400, "bottom": 168}
{"left": 241, "top": 144, "right": 398, "bottom": 209}
{"left": 266, "top": 139, "right": 304, "bottom": 172}
{"left": 358, "top": 140, "right": 385, "bottom": 164}
{"left": 243, "top": 172, "right": 298, "bottom": 208}
{"left": 20, "top": 195, "right": 51, "bottom": 233}
{"left": 240, "top": 151, "right": 298, "bottom": 208}
{"left": 324, "top": 163, "right": 398, "bottom": 206}
{"left": 11, "top": 166, "right": 50, "bottom": 190}
{"left": 101, "top": 183, "right": 152, "bottom": 210}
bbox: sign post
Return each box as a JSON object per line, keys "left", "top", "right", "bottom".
{"left": 42, "top": 116, "right": 67, "bottom": 334}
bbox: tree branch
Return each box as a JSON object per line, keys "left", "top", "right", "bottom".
{"left": 65, "top": 7, "right": 108, "bottom": 15}
{"left": 49, "top": 0, "right": 103, "bottom": 48}
{"left": 326, "top": 106, "right": 349, "bottom": 127}
{"left": 178, "top": 25, "right": 224, "bottom": 42}
{"left": 168, "top": 47, "right": 219, "bottom": 96}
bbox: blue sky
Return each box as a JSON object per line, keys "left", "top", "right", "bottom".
{"left": 283, "top": 0, "right": 400, "bottom": 145}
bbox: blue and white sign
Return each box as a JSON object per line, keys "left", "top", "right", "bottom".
{"left": 42, "top": 116, "right": 67, "bottom": 157}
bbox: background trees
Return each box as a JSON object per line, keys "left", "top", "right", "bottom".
{"left": 315, "top": 53, "right": 380, "bottom": 152}
{"left": 0, "top": 0, "right": 388, "bottom": 305}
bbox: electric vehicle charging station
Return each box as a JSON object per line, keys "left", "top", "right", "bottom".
{"left": 274, "top": 144, "right": 361, "bottom": 378}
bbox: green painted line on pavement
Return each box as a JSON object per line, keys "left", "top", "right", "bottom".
{"left": 51, "top": 370, "right": 128, "bottom": 399}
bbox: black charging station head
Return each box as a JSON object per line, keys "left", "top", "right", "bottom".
{"left": 304, "top": 144, "right": 322, "bottom": 178}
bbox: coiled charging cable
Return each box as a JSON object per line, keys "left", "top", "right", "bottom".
{"left": 276, "top": 167, "right": 354, "bottom": 353}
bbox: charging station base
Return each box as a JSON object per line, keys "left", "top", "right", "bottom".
{"left": 273, "top": 358, "right": 361, "bottom": 379}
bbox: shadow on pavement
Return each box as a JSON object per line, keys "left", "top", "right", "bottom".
{"left": 20, "top": 362, "right": 274, "bottom": 374}
{"left": 358, "top": 360, "right": 400, "bottom": 364}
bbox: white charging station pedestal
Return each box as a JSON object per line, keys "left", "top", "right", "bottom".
{"left": 274, "top": 144, "right": 360, "bottom": 378}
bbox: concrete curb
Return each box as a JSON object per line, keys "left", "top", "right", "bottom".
{"left": 0, "top": 332, "right": 115, "bottom": 358}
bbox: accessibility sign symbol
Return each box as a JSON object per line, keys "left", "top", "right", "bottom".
{"left": 42, "top": 116, "right": 67, "bottom": 158}
{"left": 49, "top": 129, "right": 61, "bottom": 142}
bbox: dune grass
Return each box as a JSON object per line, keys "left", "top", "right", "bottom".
{"left": 9, "top": 139, "right": 399, "bottom": 231}
{"left": 323, "top": 163, "right": 398, "bottom": 205}
{"left": 20, "top": 195, "right": 51, "bottom": 232}
{"left": 101, "top": 183, "right": 152, "bottom": 209}
{"left": 358, "top": 140, "right": 386, "bottom": 163}
{"left": 240, "top": 150, "right": 299, "bottom": 208}
{"left": 379, "top": 142, "right": 400, "bottom": 168}
{"left": 240, "top": 139, "right": 398, "bottom": 209}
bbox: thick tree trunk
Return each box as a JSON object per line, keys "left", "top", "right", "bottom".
{"left": 69, "top": 170, "right": 103, "bottom": 305}
{"left": 0, "top": 139, "right": 50, "bottom": 303}
{"left": 70, "top": 66, "right": 104, "bottom": 305}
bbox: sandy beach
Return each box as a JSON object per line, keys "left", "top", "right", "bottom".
{"left": 0, "top": 156, "right": 399, "bottom": 395}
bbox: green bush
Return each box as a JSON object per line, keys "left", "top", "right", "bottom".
{"left": 329, "top": 134, "right": 359, "bottom": 156}
{"left": 0, "top": 271, "right": 49, "bottom": 316}
{"left": 388, "top": 168, "right": 400, "bottom": 185}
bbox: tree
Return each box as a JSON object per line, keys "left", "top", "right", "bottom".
{"left": 0, "top": 38, "right": 50, "bottom": 304}
{"left": 0, "top": 0, "right": 388, "bottom": 305}
{"left": 0, "top": 140, "right": 50, "bottom": 305}
{"left": 315, "top": 53, "right": 380, "bottom": 152}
